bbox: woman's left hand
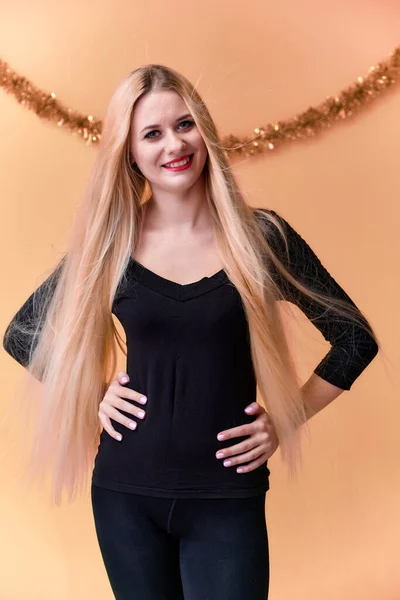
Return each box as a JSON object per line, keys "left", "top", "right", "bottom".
{"left": 216, "top": 402, "right": 279, "bottom": 473}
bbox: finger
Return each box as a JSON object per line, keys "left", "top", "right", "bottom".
{"left": 216, "top": 435, "right": 261, "bottom": 460}
{"left": 235, "top": 452, "right": 270, "bottom": 473}
{"left": 113, "top": 381, "right": 147, "bottom": 405}
{"left": 217, "top": 422, "right": 256, "bottom": 441}
{"left": 244, "top": 402, "right": 262, "bottom": 415}
{"left": 220, "top": 444, "right": 268, "bottom": 469}
{"left": 101, "top": 403, "right": 141, "bottom": 430}
{"left": 115, "top": 397, "right": 147, "bottom": 420}
{"left": 98, "top": 413, "right": 127, "bottom": 441}
{"left": 117, "top": 371, "right": 130, "bottom": 384}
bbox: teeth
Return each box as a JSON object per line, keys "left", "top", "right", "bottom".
{"left": 165, "top": 156, "right": 191, "bottom": 168}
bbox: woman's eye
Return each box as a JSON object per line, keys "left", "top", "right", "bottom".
{"left": 145, "top": 130, "right": 159, "bottom": 139}
{"left": 144, "top": 129, "right": 158, "bottom": 138}
{"left": 179, "top": 120, "right": 194, "bottom": 129}
{"left": 144, "top": 120, "right": 194, "bottom": 139}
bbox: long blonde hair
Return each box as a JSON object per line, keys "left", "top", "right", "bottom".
{"left": 4, "top": 64, "right": 380, "bottom": 505}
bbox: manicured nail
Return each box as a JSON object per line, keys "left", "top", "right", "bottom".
{"left": 224, "top": 460, "right": 232, "bottom": 467}
{"left": 237, "top": 468, "right": 244, "bottom": 473}
{"left": 217, "top": 434, "right": 225, "bottom": 441}
{"left": 139, "top": 396, "right": 147, "bottom": 404}
{"left": 245, "top": 407, "right": 252, "bottom": 413}
{"left": 121, "top": 376, "right": 128, "bottom": 383}
{"left": 129, "top": 422, "right": 137, "bottom": 430}
{"left": 116, "top": 433, "right": 122, "bottom": 441}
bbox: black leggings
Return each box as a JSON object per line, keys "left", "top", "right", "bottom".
{"left": 91, "top": 483, "right": 270, "bottom": 599}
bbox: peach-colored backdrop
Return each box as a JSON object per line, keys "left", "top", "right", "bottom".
{"left": 1, "top": 1, "right": 399, "bottom": 598}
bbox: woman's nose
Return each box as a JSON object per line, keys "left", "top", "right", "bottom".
{"left": 165, "top": 132, "right": 186, "bottom": 153}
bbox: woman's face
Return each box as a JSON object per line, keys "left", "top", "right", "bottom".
{"left": 129, "top": 90, "right": 208, "bottom": 194}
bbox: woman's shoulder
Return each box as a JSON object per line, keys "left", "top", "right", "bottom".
{"left": 252, "top": 206, "right": 286, "bottom": 231}
{"left": 252, "top": 206, "right": 274, "bottom": 217}
{"left": 251, "top": 206, "right": 311, "bottom": 266}
{"left": 252, "top": 206, "right": 284, "bottom": 222}
{"left": 252, "top": 206, "right": 290, "bottom": 244}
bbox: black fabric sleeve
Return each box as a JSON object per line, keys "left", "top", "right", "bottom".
{"left": 255, "top": 208, "right": 379, "bottom": 390}
{"left": 2, "top": 256, "right": 66, "bottom": 369}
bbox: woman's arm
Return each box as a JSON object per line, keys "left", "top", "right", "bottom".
{"left": 300, "top": 372, "right": 346, "bottom": 425}
{"left": 255, "top": 208, "right": 379, "bottom": 393}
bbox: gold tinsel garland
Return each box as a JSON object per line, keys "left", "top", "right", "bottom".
{"left": 0, "top": 46, "right": 399, "bottom": 157}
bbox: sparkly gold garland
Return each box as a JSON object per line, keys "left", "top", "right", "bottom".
{"left": 1, "top": 46, "right": 399, "bottom": 157}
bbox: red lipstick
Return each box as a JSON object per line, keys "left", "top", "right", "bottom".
{"left": 162, "top": 154, "right": 194, "bottom": 172}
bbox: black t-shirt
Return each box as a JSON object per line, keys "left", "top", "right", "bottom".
{"left": 2, "top": 208, "right": 378, "bottom": 498}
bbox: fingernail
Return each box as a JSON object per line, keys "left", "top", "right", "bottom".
{"left": 129, "top": 422, "right": 137, "bottom": 430}
{"left": 116, "top": 433, "right": 122, "bottom": 441}
{"left": 245, "top": 407, "right": 252, "bottom": 413}
{"left": 121, "top": 376, "right": 128, "bottom": 383}
{"left": 217, "top": 434, "right": 225, "bottom": 440}
{"left": 224, "top": 460, "right": 232, "bottom": 467}
{"left": 139, "top": 396, "right": 147, "bottom": 404}
{"left": 138, "top": 411, "right": 145, "bottom": 419}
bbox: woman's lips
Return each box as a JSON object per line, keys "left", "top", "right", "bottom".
{"left": 162, "top": 154, "right": 194, "bottom": 171}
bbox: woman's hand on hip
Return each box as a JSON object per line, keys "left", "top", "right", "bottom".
{"left": 98, "top": 372, "right": 147, "bottom": 441}
{"left": 215, "top": 402, "right": 279, "bottom": 473}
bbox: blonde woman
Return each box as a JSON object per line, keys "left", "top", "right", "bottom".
{"left": 3, "top": 65, "right": 379, "bottom": 599}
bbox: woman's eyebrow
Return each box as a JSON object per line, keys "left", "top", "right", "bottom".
{"left": 140, "top": 113, "right": 192, "bottom": 134}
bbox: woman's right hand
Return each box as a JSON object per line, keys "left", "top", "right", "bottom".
{"left": 98, "top": 372, "right": 148, "bottom": 441}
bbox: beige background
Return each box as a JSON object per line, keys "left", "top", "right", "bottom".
{"left": 1, "top": 1, "right": 399, "bottom": 598}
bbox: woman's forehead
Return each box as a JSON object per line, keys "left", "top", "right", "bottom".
{"left": 133, "top": 90, "right": 187, "bottom": 123}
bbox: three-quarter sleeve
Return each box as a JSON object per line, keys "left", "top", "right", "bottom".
{"left": 2, "top": 255, "right": 66, "bottom": 369}
{"left": 255, "top": 208, "right": 379, "bottom": 390}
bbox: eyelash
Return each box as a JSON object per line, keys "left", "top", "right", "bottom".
{"left": 144, "top": 120, "right": 194, "bottom": 139}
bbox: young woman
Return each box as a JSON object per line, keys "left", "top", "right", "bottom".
{"left": 3, "top": 64, "right": 379, "bottom": 599}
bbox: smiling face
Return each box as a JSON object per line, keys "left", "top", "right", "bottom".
{"left": 129, "top": 90, "right": 208, "bottom": 195}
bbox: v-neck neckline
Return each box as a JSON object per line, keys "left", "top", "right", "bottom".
{"left": 127, "top": 256, "right": 229, "bottom": 302}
